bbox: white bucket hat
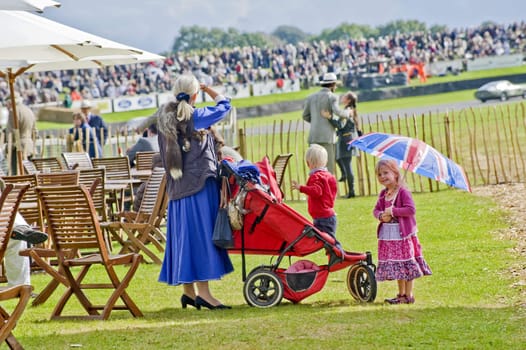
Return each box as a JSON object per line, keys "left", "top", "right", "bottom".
{"left": 319, "top": 72, "right": 340, "bottom": 85}
{"left": 80, "top": 100, "right": 92, "bottom": 109}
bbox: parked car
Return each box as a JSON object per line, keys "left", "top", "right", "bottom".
{"left": 475, "top": 80, "right": 526, "bottom": 102}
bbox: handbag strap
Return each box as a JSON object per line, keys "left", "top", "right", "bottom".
{"left": 220, "top": 177, "right": 228, "bottom": 208}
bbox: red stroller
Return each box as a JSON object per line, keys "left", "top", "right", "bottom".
{"left": 220, "top": 157, "right": 377, "bottom": 308}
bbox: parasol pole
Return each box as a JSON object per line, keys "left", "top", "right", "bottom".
{"left": 7, "top": 69, "right": 24, "bottom": 175}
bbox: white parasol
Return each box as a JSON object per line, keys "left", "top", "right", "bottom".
{"left": 0, "top": 0, "right": 60, "bottom": 13}
{"left": 0, "top": 10, "right": 164, "bottom": 173}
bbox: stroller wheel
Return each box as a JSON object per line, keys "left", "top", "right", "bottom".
{"left": 346, "top": 265, "right": 361, "bottom": 300}
{"left": 244, "top": 270, "right": 284, "bottom": 308}
{"left": 347, "top": 264, "right": 377, "bottom": 302}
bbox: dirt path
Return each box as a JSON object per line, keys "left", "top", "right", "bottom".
{"left": 472, "top": 183, "right": 526, "bottom": 307}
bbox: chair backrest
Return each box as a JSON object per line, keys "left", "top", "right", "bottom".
{"left": 135, "top": 151, "right": 158, "bottom": 171}
{"left": 1, "top": 174, "right": 42, "bottom": 230}
{"left": 62, "top": 152, "right": 93, "bottom": 170}
{"left": 92, "top": 156, "right": 131, "bottom": 181}
{"left": 36, "top": 185, "right": 109, "bottom": 260}
{"left": 137, "top": 167, "right": 166, "bottom": 220}
{"left": 272, "top": 153, "right": 293, "bottom": 188}
{"left": 32, "top": 157, "right": 65, "bottom": 173}
{"left": 36, "top": 171, "right": 80, "bottom": 187}
{"left": 0, "top": 183, "right": 30, "bottom": 261}
{"left": 78, "top": 168, "right": 106, "bottom": 220}
{"left": 22, "top": 160, "right": 38, "bottom": 174}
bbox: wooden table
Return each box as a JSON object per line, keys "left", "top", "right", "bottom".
{"left": 130, "top": 168, "right": 152, "bottom": 182}
{"left": 104, "top": 181, "right": 134, "bottom": 214}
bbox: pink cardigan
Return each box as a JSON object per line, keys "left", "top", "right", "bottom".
{"left": 373, "top": 187, "right": 417, "bottom": 238}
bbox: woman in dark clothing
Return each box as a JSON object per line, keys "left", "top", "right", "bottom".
{"left": 330, "top": 91, "right": 362, "bottom": 198}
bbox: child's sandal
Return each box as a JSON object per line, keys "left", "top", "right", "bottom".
{"left": 384, "top": 294, "right": 405, "bottom": 304}
{"left": 402, "top": 295, "right": 415, "bottom": 304}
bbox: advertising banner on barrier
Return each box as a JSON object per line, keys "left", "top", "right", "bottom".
{"left": 157, "top": 92, "right": 175, "bottom": 106}
{"left": 252, "top": 79, "right": 300, "bottom": 96}
{"left": 61, "top": 79, "right": 301, "bottom": 114}
{"left": 112, "top": 94, "right": 157, "bottom": 112}
{"left": 466, "top": 54, "right": 524, "bottom": 71}
{"left": 426, "top": 59, "right": 464, "bottom": 76}
{"left": 200, "top": 84, "right": 251, "bottom": 102}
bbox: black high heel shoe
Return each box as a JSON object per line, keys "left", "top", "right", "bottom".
{"left": 195, "top": 296, "right": 232, "bottom": 310}
{"left": 181, "top": 294, "right": 197, "bottom": 309}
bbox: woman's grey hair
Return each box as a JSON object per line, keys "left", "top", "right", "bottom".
{"left": 158, "top": 74, "right": 199, "bottom": 138}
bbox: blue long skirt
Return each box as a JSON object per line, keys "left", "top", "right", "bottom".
{"left": 158, "top": 178, "right": 234, "bottom": 285}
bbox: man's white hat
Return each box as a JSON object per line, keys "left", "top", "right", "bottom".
{"left": 80, "top": 100, "right": 92, "bottom": 109}
{"left": 319, "top": 72, "right": 340, "bottom": 85}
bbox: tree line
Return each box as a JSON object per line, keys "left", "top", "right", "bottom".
{"left": 171, "top": 19, "right": 461, "bottom": 52}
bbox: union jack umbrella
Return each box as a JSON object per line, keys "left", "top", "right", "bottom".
{"left": 349, "top": 132, "right": 471, "bottom": 192}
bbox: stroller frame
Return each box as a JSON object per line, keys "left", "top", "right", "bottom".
{"left": 220, "top": 158, "right": 377, "bottom": 307}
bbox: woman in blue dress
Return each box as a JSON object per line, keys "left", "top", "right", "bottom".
{"left": 158, "top": 74, "right": 234, "bottom": 310}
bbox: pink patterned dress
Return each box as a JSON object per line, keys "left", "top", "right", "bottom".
{"left": 373, "top": 187, "right": 432, "bottom": 281}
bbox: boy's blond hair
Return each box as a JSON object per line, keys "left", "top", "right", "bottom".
{"left": 305, "top": 144, "right": 328, "bottom": 168}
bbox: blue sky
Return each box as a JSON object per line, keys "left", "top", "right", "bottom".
{"left": 42, "top": 0, "right": 525, "bottom": 54}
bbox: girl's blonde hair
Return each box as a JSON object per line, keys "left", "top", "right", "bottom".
{"left": 305, "top": 144, "right": 328, "bottom": 168}
{"left": 375, "top": 159, "right": 406, "bottom": 187}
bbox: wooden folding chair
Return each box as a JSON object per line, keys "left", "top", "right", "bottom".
{"left": 61, "top": 152, "right": 93, "bottom": 170}
{"left": 1, "top": 174, "right": 43, "bottom": 231}
{"left": 22, "top": 160, "right": 38, "bottom": 175}
{"left": 21, "top": 174, "right": 103, "bottom": 307}
{"left": 31, "top": 157, "right": 66, "bottom": 173}
{"left": 135, "top": 151, "right": 158, "bottom": 171}
{"left": 92, "top": 156, "right": 137, "bottom": 214}
{"left": 36, "top": 185, "right": 143, "bottom": 320}
{"left": 272, "top": 153, "right": 293, "bottom": 189}
{"left": 78, "top": 168, "right": 107, "bottom": 221}
{"left": 36, "top": 171, "right": 80, "bottom": 187}
{"left": 101, "top": 167, "right": 167, "bottom": 264}
{"left": 0, "top": 183, "right": 33, "bottom": 349}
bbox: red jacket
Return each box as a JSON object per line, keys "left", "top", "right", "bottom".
{"left": 299, "top": 169, "right": 337, "bottom": 219}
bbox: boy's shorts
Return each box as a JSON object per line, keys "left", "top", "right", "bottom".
{"left": 313, "top": 215, "right": 337, "bottom": 237}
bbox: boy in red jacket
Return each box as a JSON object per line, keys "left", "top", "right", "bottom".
{"left": 292, "top": 144, "right": 338, "bottom": 236}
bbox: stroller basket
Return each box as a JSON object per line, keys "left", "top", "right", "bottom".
{"left": 286, "top": 271, "right": 318, "bottom": 292}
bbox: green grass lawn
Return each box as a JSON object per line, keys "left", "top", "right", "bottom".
{"left": 11, "top": 189, "right": 525, "bottom": 349}
{"left": 19, "top": 66, "right": 526, "bottom": 348}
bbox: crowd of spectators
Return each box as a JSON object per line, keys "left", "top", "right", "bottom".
{"left": 2, "top": 22, "right": 525, "bottom": 106}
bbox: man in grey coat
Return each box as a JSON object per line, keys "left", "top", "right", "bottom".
{"left": 126, "top": 123, "right": 159, "bottom": 167}
{"left": 302, "top": 72, "right": 350, "bottom": 174}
